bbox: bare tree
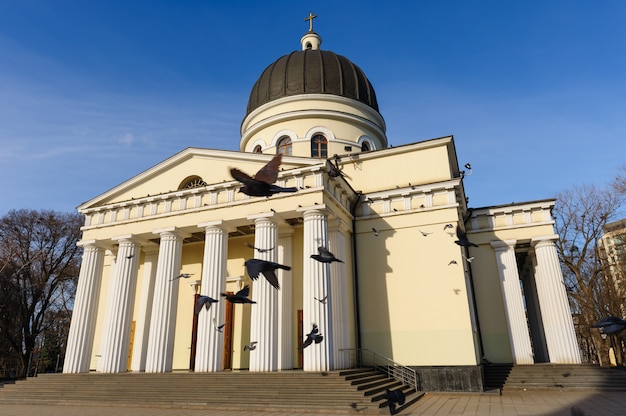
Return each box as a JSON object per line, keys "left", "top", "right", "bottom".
{"left": 0, "top": 209, "right": 83, "bottom": 378}
{"left": 554, "top": 182, "right": 625, "bottom": 366}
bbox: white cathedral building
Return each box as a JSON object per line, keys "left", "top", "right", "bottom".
{"left": 63, "top": 20, "right": 581, "bottom": 391}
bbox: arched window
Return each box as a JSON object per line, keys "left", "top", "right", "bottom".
{"left": 311, "top": 134, "right": 327, "bottom": 158}
{"left": 253, "top": 145, "right": 263, "bottom": 153}
{"left": 276, "top": 136, "right": 292, "bottom": 156}
{"left": 361, "top": 141, "right": 371, "bottom": 152}
{"left": 179, "top": 175, "right": 207, "bottom": 190}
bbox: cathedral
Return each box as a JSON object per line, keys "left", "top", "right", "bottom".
{"left": 63, "top": 17, "right": 581, "bottom": 391}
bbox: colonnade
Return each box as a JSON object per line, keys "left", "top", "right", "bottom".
{"left": 63, "top": 208, "right": 351, "bottom": 374}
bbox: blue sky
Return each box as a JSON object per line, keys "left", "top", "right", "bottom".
{"left": 1, "top": 1, "right": 625, "bottom": 216}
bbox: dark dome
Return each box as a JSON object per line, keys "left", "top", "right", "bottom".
{"left": 246, "top": 49, "right": 379, "bottom": 117}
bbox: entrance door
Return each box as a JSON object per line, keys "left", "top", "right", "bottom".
{"left": 189, "top": 293, "right": 200, "bottom": 370}
{"left": 222, "top": 292, "right": 234, "bottom": 370}
{"left": 297, "top": 309, "right": 303, "bottom": 368}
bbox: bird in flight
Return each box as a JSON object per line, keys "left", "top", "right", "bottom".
{"left": 245, "top": 258, "right": 291, "bottom": 290}
{"left": 454, "top": 226, "right": 478, "bottom": 248}
{"left": 448, "top": 260, "right": 457, "bottom": 266}
{"left": 383, "top": 388, "right": 406, "bottom": 415}
{"left": 419, "top": 230, "right": 432, "bottom": 237}
{"left": 301, "top": 324, "right": 324, "bottom": 349}
{"left": 195, "top": 295, "right": 218, "bottom": 315}
{"left": 244, "top": 242, "right": 274, "bottom": 253}
{"left": 310, "top": 247, "right": 344, "bottom": 264}
{"left": 443, "top": 223, "right": 454, "bottom": 231}
{"left": 372, "top": 228, "right": 379, "bottom": 236}
{"left": 591, "top": 316, "right": 626, "bottom": 335}
{"left": 230, "top": 154, "right": 298, "bottom": 197}
{"left": 314, "top": 295, "right": 327, "bottom": 305}
{"left": 221, "top": 285, "right": 256, "bottom": 304}
{"left": 325, "top": 158, "right": 351, "bottom": 179}
{"left": 171, "top": 273, "right": 194, "bottom": 281}
{"left": 244, "top": 341, "right": 258, "bottom": 351}
{"left": 212, "top": 318, "right": 226, "bottom": 332}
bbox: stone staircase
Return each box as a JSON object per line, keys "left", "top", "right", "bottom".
{"left": 484, "top": 364, "right": 626, "bottom": 392}
{"left": 0, "top": 368, "right": 424, "bottom": 414}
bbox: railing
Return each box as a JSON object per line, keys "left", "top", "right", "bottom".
{"left": 339, "top": 348, "right": 420, "bottom": 391}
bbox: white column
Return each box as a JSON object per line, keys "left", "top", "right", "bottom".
{"left": 329, "top": 219, "right": 350, "bottom": 369}
{"left": 195, "top": 221, "right": 229, "bottom": 372}
{"left": 130, "top": 246, "right": 159, "bottom": 372}
{"left": 145, "top": 228, "right": 186, "bottom": 372}
{"left": 302, "top": 209, "right": 333, "bottom": 371}
{"left": 532, "top": 236, "right": 582, "bottom": 364}
{"left": 277, "top": 227, "right": 294, "bottom": 370}
{"left": 63, "top": 241, "right": 105, "bottom": 373}
{"left": 491, "top": 240, "right": 534, "bottom": 364}
{"left": 248, "top": 214, "right": 279, "bottom": 372}
{"left": 97, "top": 237, "right": 141, "bottom": 373}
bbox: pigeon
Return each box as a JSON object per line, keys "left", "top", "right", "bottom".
{"left": 212, "top": 318, "right": 226, "bottom": 332}
{"left": 314, "top": 295, "right": 328, "bottom": 304}
{"left": 454, "top": 226, "right": 478, "bottom": 247}
{"left": 125, "top": 254, "right": 134, "bottom": 259}
{"left": 244, "top": 242, "right": 274, "bottom": 253}
{"left": 463, "top": 255, "right": 475, "bottom": 263}
{"left": 244, "top": 341, "right": 257, "bottom": 351}
{"left": 448, "top": 260, "right": 458, "bottom": 266}
{"left": 325, "top": 158, "right": 351, "bottom": 179}
{"left": 221, "top": 285, "right": 256, "bottom": 304}
{"left": 310, "top": 247, "right": 344, "bottom": 264}
{"left": 419, "top": 230, "right": 432, "bottom": 236}
{"left": 443, "top": 223, "right": 454, "bottom": 231}
{"left": 230, "top": 153, "right": 298, "bottom": 197}
{"left": 591, "top": 316, "right": 626, "bottom": 335}
{"left": 195, "top": 295, "right": 218, "bottom": 315}
{"left": 383, "top": 388, "right": 405, "bottom": 415}
{"left": 171, "top": 273, "right": 194, "bottom": 281}
{"left": 372, "top": 228, "right": 379, "bottom": 236}
{"left": 301, "top": 324, "right": 324, "bottom": 349}
{"left": 245, "top": 258, "right": 291, "bottom": 290}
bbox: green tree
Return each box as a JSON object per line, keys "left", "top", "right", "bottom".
{"left": 0, "top": 209, "right": 83, "bottom": 378}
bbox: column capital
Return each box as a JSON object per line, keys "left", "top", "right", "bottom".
{"left": 490, "top": 239, "right": 517, "bottom": 251}
{"left": 298, "top": 204, "right": 334, "bottom": 219}
{"left": 152, "top": 227, "right": 191, "bottom": 239}
{"left": 198, "top": 219, "right": 235, "bottom": 233}
{"left": 247, "top": 211, "right": 278, "bottom": 222}
{"left": 77, "top": 239, "right": 104, "bottom": 248}
{"left": 111, "top": 234, "right": 148, "bottom": 245}
{"left": 531, "top": 235, "right": 559, "bottom": 248}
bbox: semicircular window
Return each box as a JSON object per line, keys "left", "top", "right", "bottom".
{"left": 179, "top": 175, "right": 208, "bottom": 190}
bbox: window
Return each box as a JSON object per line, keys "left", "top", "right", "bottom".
{"left": 277, "top": 136, "right": 292, "bottom": 156}
{"left": 179, "top": 176, "right": 207, "bottom": 190}
{"left": 253, "top": 145, "right": 263, "bottom": 153}
{"left": 311, "top": 134, "right": 327, "bottom": 158}
{"left": 361, "top": 141, "right": 371, "bottom": 152}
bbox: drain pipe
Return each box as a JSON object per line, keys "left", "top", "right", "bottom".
{"left": 350, "top": 192, "right": 364, "bottom": 356}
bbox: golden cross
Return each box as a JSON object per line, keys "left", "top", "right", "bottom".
{"left": 304, "top": 11, "right": 317, "bottom": 31}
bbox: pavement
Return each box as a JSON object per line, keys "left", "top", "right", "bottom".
{"left": 0, "top": 390, "right": 622, "bottom": 416}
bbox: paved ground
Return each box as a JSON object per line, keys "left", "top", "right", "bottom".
{"left": 0, "top": 390, "right": 622, "bottom": 416}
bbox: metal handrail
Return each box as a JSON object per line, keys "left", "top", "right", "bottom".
{"left": 339, "top": 348, "right": 420, "bottom": 391}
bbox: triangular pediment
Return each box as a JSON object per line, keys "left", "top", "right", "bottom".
{"left": 78, "top": 147, "right": 319, "bottom": 210}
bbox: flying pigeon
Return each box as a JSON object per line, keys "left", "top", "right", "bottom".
{"left": 212, "top": 318, "right": 226, "bottom": 332}
{"left": 325, "top": 158, "right": 351, "bottom": 179}
{"left": 372, "top": 228, "right": 379, "bottom": 236}
{"left": 171, "top": 273, "right": 194, "bottom": 281}
{"left": 591, "top": 316, "right": 626, "bottom": 335}
{"left": 383, "top": 388, "right": 406, "bottom": 415}
{"left": 443, "top": 223, "right": 454, "bottom": 231}
{"left": 314, "top": 295, "right": 328, "bottom": 305}
{"left": 454, "top": 226, "right": 478, "bottom": 247}
{"left": 310, "top": 247, "right": 344, "bottom": 264}
{"left": 244, "top": 341, "right": 258, "bottom": 351}
{"left": 419, "top": 230, "right": 432, "bottom": 236}
{"left": 244, "top": 242, "right": 274, "bottom": 253}
{"left": 221, "top": 285, "right": 256, "bottom": 304}
{"left": 230, "top": 153, "right": 298, "bottom": 197}
{"left": 195, "top": 295, "right": 218, "bottom": 315}
{"left": 448, "top": 260, "right": 457, "bottom": 266}
{"left": 245, "top": 258, "right": 291, "bottom": 290}
{"left": 301, "top": 324, "right": 324, "bottom": 349}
